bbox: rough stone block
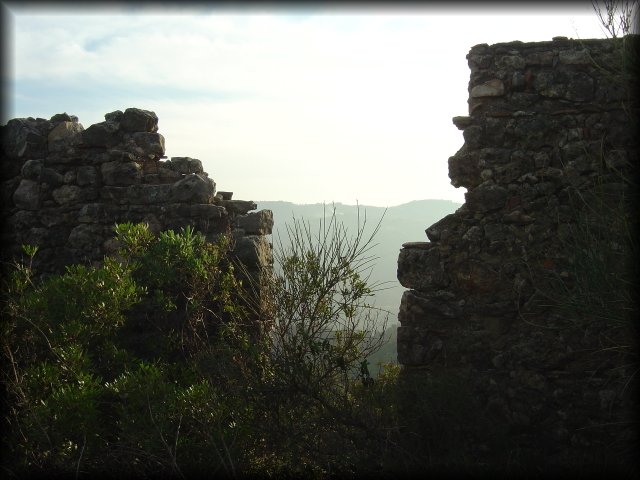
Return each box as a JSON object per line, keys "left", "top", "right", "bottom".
{"left": 558, "top": 49, "right": 590, "bottom": 65}
{"left": 121, "top": 108, "right": 158, "bottom": 133}
{"left": 48, "top": 121, "right": 84, "bottom": 153}
{"left": 169, "top": 174, "right": 215, "bottom": 203}
{"left": 464, "top": 184, "right": 508, "bottom": 213}
{"left": 81, "top": 121, "right": 120, "bottom": 148}
{"left": 397, "top": 325, "right": 445, "bottom": 366}
{"left": 21, "top": 159, "right": 43, "bottom": 180}
{"left": 168, "top": 157, "right": 204, "bottom": 174}
{"left": 190, "top": 204, "right": 226, "bottom": 219}
{"left": 398, "top": 290, "right": 461, "bottom": 327}
{"left": 470, "top": 79, "right": 505, "bottom": 97}
{"left": 68, "top": 223, "right": 107, "bottom": 250}
{"left": 132, "top": 132, "right": 165, "bottom": 157}
{"left": 425, "top": 213, "right": 461, "bottom": 242}
{"left": 77, "top": 166, "right": 99, "bottom": 186}
{"left": 101, "top": 160, "right": 142, "bottom": 186}
{"left": 52, "top": 185, "right": 96, "bottom": 205}
{"left": 233, "top": 234, "right": 273, "bottom": 269}
{"left": 1, "top": 118, "right": 48, "bottom": 159}
{"left": 12, "top": 179, "right": 40, "bottom": 210}
{"left": 236, "top": 210, "right": 273, "bottom": 235}
{"left": 397, "top": 243, "right": 449, "bottom": 290}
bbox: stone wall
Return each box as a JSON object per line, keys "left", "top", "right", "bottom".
{"left": 397, "top": 37, "right": 638, "bottom": 468}
{"left": 1, "top": 108, "right": 273, "bottom": 281}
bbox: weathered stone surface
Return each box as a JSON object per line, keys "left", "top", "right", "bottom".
{"left": 168, "top": 157, "right": 204, "bottom": 174}
{"left": 132, "top": 132, "right": 165, "bottom": 157}
{"left": 464, "top": 184, "right": 508, "bottom": 212}
{"left": 186, "top": 204, "right": 226, "bottom": 220}
{"left": 1, "top": 118, "right": 48, "bottom": 159}
{"left": 121, "top": 108, "right": 158, "bottom": 133}
{"left": 50, "top": 112, "right": 74, "bottom": 123}
{"left": 397, "top": 243, "right": 448, "bottom": 290}
{"left": 101, "top": 184, "right": 172, "bottom": 205}
{"left": 525, "top": 50, "right": 554, "bottom": 65}
{"left": 233, "top": 234, "right": 273, "bottom": 270}
{"left": 462, "top": 125, "right": 484, "bottom": 147}
{"left": 39, "top": 208, "right": 72, "bottom": 227}
{"left": 425, "top": 213, "right": 461, "bottom": 242}
{"left": 397, "top": 325, "right": 445, "bottom": 366}
{"left": 219, "top": 200, "right": 257, "bottom": 215}
{"left": 452, "top": 116, "right": 473, "bottom": 130}
{"left": 77, "top": 166, "right": 99, "bottom": 186}
{"left": 398, "top": 289, "right": 462, "bottom": 326}
{"left": 496, "top": 54, "right": 525, "bottom": 69}
{"left": 448, "top": 149, "right": 481, "bottom": 189}
{"left": 41, "top": 168, "right": 65, "bottom": 186}
{"left": 104, "top": 110, "right": 123, "bottom": 123}
{"left": 470, "top": 79, "right": 505, "bottom": 97}
{"left": 169, "top": 174, "right": 215, "bottom": 203}
{"left": 48, "top": 121, "right": 84, "bottom": 153}
{"left": 101, "top": 161, "right": 142, "bottom": 186}
{"left": 52, "top": 185, "right": 94, "bottom": 205}
{"left": 563, "top": 72, "right": 594, "bottom": 102}
{"left": 21, "top": 159, "right": 44, "bottom": 180}
{"left": 68, "top": 224, "right": 106, "bottom": 250}
{"left": 78, "top": 203, "right": 112, "bottom": 223}
{"left": 81, "top": 121, "right": 119, "bottom": 148}
{"left": 12, "top": 179, "right": 40, "bottom": 210}
{"left": 558, "top": 49, "right": 590, "bottom": 65}
{"left": 236, "top": 210, "right": 273, "bottom": 235}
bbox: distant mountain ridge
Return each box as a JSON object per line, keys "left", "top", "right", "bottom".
{"left": 255, "top": 199, "right": 462, "bottom": 366}
{"left": 255, "top": 199, "right": 462, "bottom": 318}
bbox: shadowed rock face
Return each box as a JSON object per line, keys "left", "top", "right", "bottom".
{"left": 397, "top": 36, "right": 638, "bottom": 467}
{"left": 1, "top": 107, "right": 273, "bottom": 279}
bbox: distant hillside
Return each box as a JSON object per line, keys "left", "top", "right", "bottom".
{"left": 255, "top": 199, "right": 462, "bottom": 332}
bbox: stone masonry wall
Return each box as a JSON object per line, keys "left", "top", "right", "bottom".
{"left": 1, "top": 108, "right": 273, "bottom": 280}
{"left": 397, "top": 37, "right": 638, "bottom": 468}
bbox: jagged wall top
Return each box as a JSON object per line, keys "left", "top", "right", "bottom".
{"left": 1, "top": 108, "right": 273, "bottom": 275}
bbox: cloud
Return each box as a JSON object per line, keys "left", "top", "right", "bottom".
{"left": 5, "top": 6, "right": 606, "bottom": 206}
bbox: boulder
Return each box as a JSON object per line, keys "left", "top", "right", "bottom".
{"left": 52, "top": 185, "right": 96, "bottom": 205}
{"left": 1, "top": 118, "right": 48, "bottom": 159}
{"left": 236, "top": 210, "right": 273, "bottom": 235}
{"left": 169, "top": 174, "right": 214, "bottom": 203}
{"left": 168, "top": 157, "right": 204, "bottom": 174}
{"left": 464, "top": 184, "right": 508, "bottom": 213}
{"left": 48, "top": 121, "right": 84, "bottom": 153}
{"left": 121, "top": 108, "right": 158, "bottom": 133}
{"left": 132, "top": 132, "right": 165, "bottom": 157}
{"left": 21, "top": 159, "right": 43, "bottom": 180}
{"left": 81, "top": 121, "right": 120, "bottom": 148}
{"left": 397, "top": 243, "right": 449, "bottom": 290}
{"left": 12, "top": 179, "right": 40, "bottom": 210}
{"left": 101, "top": 160, "right": 142, "bottom": 186}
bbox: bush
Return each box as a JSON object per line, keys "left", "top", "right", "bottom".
{"left": 1, "top": 224, "right": 258, "bottom": 477}
{"left": 1, "top": 213, "right": 399, "bottom": 477}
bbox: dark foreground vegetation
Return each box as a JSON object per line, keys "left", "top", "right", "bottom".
{"left": 1, "top": 3, "right": 637, "bottom": 478}
{"left": 0, "top": 213, "right": 487, "bottom": 478}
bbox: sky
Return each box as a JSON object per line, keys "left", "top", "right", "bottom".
{"left": 1, "top": 2, "right": 611, "bottom": 207}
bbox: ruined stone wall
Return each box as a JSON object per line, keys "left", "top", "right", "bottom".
{"left": 1, "top": 108, "right": 273, "bottom": 279}
{"left": 397, "top": 37, "right": 638, "bottom": 468}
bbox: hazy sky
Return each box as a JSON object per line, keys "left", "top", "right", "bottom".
{"left": 2, "top": 3, "right": 608, "bottom": 207}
